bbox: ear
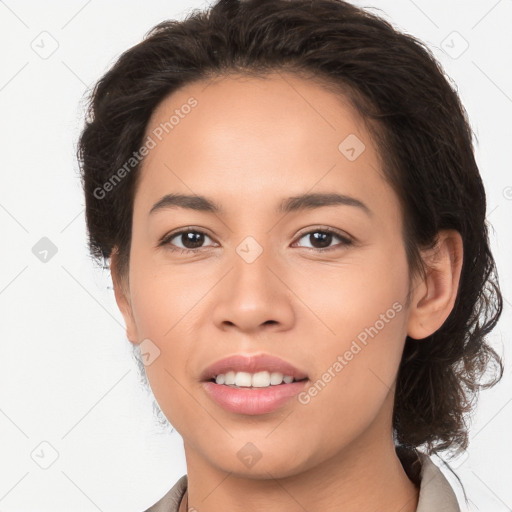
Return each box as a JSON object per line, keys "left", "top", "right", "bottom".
{"left": 110, "top": 248, "right": 139, "bottom": 344}
{"left": 406, "top": 230, "right": 463, "bottom": 340}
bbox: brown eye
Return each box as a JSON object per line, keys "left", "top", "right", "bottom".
{"left": 176, "top": 231, "right": 206, "bottom": 249}
{"left": 160, "top": 229, "right": 216, "bottom": 254}
{"left": 294, "top": 228, "right": 352, "bottom": 252}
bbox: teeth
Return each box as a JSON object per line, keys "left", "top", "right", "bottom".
{"left": 235, "top": 371, "right": 252, "bottom": 387}
{"left": 270, "top": 372, "right": 284, "bottom": 385}
{"left": 224, "top": 371, "right": 236, "bottom": 385}
{"left": 253, "top": 371, "right": 271, "bottom": 387}
{"left": 214, "top": 371, "right": 298, "bottom": 387}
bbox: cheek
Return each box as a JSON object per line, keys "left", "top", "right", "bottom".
{"left": 128, "top": 244, "right": 206, "bottom": 337}
{"left": 290, "top": 233, "right": 409, "bottom": 351}
{"left": 127, "top": 251, "right": 212, "bottom": 427}
{"left": 289, "top": 242, "right": 409, "bottom": 438}
{"left": 292, "top": 300, "right": 408, "bottom": 458}
{"left": 129, "top": 278, "right": 197, "bottom": 433}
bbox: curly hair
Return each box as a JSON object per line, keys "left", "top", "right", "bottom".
{"left": 77, "top": 0, "right": 503, "bottom": 467}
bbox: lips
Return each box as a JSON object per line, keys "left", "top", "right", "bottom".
{"left": 200, "top": 353, "right": 309, "bottom": 415}
{"left": 199, "top": 353, "right": 308, "bottom": 382}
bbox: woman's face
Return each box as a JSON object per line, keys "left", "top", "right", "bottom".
{"left": 116, "top": 72, "right": 416, "bottom": 477}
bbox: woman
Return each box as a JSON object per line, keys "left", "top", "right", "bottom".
{"left": 78, "top": 0, "right": 504, "bottom": 510}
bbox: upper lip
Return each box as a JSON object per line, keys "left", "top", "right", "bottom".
{"left": 200, "top": 353, "right": 309, "bottom": 382}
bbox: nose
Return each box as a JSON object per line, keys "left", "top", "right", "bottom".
{"left": 211, "top": 242, "right": 295, "bottom": 335}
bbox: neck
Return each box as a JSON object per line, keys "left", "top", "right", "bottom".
{"left": 183, "top": 431, "right": 419, "bottom": 512}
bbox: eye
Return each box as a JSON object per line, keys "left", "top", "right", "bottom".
{"left": 293, "top": 227, "right": 353, "bottom": 252}
{"left": 159, "top": 228, "right": 217, "bottom": 254}
{"left": 159, "top": 226, "right": 353, "bottom": 255}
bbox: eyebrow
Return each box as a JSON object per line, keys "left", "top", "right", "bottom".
{"left": 149, "top": 192, "right": 372, "bottom": 216}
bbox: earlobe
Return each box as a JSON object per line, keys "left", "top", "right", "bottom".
{"left": 406, "top": 230, "right": 463, "bottom": 340}
{"left": 110, "top": 248, "right": 139, "bottom": 344}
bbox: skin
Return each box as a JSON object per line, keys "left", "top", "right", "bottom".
{"left": 111, "top": 72, "right": 463, "bottom": 512}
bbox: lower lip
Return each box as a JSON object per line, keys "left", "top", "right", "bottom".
{"left": 202, "top": 380, "right": 308, "bottom": 415}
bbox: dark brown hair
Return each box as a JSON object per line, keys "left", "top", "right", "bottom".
{"left": 78, "top": 0, "right": 503, "bottom": 470}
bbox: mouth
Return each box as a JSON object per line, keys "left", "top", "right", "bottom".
{"left": 200, "top": 353, "right": 309, "bottom": 415}
{"left": 200, "top": 353, "right": 308, "bottom": 383}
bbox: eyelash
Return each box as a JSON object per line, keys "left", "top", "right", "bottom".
{"left": 158, "top": 226, "right": 353, "bottom": 255}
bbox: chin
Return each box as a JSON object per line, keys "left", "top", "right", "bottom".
{"left": 200, "top": 439, "right": 314, "bottom": 480}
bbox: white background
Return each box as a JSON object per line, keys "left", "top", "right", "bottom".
{"left": 0, "top": 0, "right": 510, "bottom": 510}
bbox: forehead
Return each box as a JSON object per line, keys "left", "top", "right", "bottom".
{"left": 136, "top": 72, "right": 392, "bottom": 218}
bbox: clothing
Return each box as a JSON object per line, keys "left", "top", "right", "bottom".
{"left": 144, "top": 451, "right": 460, "bottom": 512}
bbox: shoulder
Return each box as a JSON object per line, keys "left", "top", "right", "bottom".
{"left": 143, "top": 474, "right": 188, "bottom": 512}
{"left": 416, "top": 452, "right": 461, "bottom": 512}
